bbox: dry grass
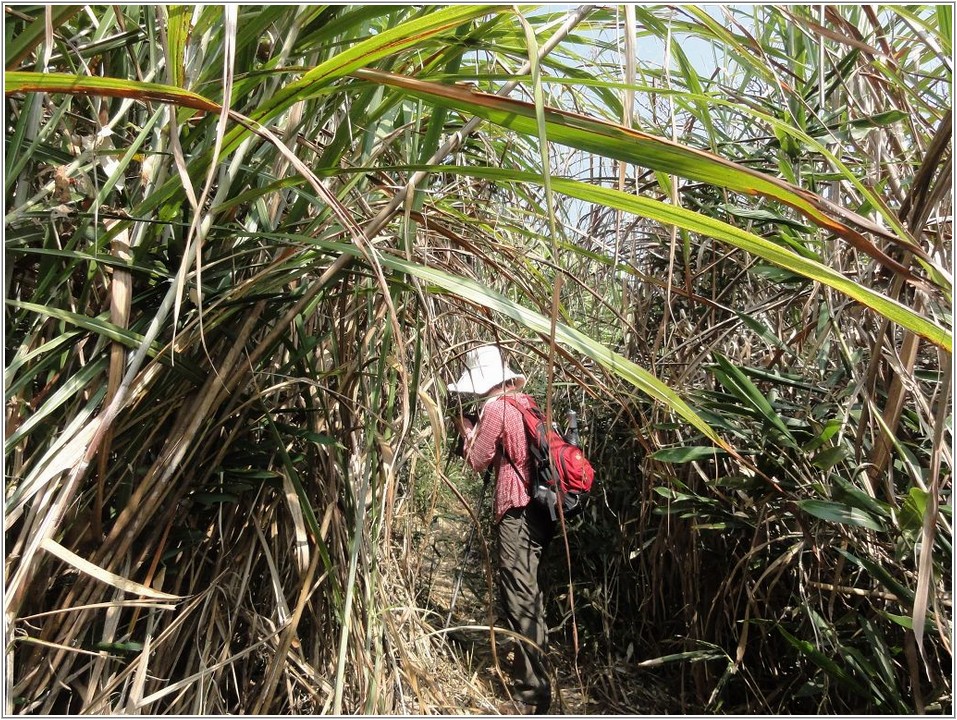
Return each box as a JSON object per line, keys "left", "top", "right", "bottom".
{"left": 5, "top": 5, "right": 951, "bottom": 715}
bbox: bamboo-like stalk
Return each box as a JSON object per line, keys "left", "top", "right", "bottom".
{"left": 3, "top": 5, "right": 951, "bottom": 715}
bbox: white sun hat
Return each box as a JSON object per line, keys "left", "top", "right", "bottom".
{"left": 448, "top": 345, "right": 526, "bottom": 395}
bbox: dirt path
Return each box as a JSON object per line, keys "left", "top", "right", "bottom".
{"left": 416, "top": 487, "right": 669, "bottom": 715}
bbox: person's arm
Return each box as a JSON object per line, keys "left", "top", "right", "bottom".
{"left": 462, "top": 398, "right": 503, "bottom": 473}
{"left": 450, "top": 414, "right": 474, "bottom": 439}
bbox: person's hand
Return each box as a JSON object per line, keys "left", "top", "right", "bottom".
{"left": 451, "top": 413, "right": 474, "bottom": 438}
{"left": 449, "top": 413, "right": 475, "bottom": 459}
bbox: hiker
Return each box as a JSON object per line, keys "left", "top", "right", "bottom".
{"left": 448, "top": 344, "right": 554, "bottom": 715}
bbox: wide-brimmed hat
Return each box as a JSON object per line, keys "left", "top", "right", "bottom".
{"left": 448, "top": 345, "right": 526, "bottom": 395}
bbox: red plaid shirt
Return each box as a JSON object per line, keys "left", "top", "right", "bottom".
{"left": 463, "top": 392, "right": 534, "bottom": 523}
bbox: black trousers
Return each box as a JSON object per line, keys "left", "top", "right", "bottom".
{"left": 497, "top": 502, "right": 555, "bottom": 707}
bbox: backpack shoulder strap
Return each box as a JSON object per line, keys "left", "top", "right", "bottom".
{"left": 497, "top": 394, "right": 541, "bottom": 491}
{"left": 500, "top": 394, "right": 545, "bottom": 438}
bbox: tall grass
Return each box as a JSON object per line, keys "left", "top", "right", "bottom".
{"left": 5, "top": 4, "right": 951, "bottom": 714}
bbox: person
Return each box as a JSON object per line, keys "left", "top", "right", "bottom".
{"left": 448, "top": 344, "right": 555, "bottom": 715}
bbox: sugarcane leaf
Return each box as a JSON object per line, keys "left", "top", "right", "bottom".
{"left": 4, "top": 71, "right": 221, "bottom": 113}
{"left": 6, "top": 6, "right": 82, "bottom": 69}
{"left": 410, "top": 165, "right": 951, "bottom": 352}
{"left": 280, "top": 233, "right": 731, "bottom": 453}
{"left": 353, "top": 67, "right": 931, "bottom": 286}
{"left": 4, "top": 359, "right": 106, "bottom": 454}
{"left": 238, "top": 4, "right": 498, "bottom": 141}
{"left": 938, "top": 5, "right": 953, "bottom": 54}
{"left": 260, "top": 405, "right": 339, "bottom": 605}
{"left": 650, "top": 446, "right": 728, "bottom": 463}
{"left": 832, "top": 476, "right": 890, "bottom": 518}
{"left": 162, "top": 6, "right": 193, "bottom": 88}
{"left": 810, "top": 446, "right": 848, "bottom": 470}
{"left": 798, "top": 499, "right": 884, "bottom": 532}
{"left": 880, "top": 611, "right": 937, "bottom": 632}
{"left": 711, "top": 351, "right": 795, "bottom": 441}
{"left": 900, "top": 487, "right": 929, "bottom": 535}
{"left": 846, "top": 109, "right": 908, "bottom": 129}
{"left": 777, "top": 626, "right": 869, "bottom": 696}
{"left": 6, "top": 300, "right": 204, "bottom": 382}
{"left": 838, "top": 549, "right": 914, "bottom": 607}
{"left": 41, "top": 537, "right": 181, "bottom": 600}
{"left": 859, "top": 616, "right": 908, "bottom": 712}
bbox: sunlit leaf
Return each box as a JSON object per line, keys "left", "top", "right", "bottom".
{"left": 355, "top": 67, "right": 932, "bottom": 286}
{"left": 650, "top": 446, "right": 728, "bottom": 463}
{"left": 5, "top": 71, "right": 221, "bottom": 112}
{"left": 399, "top": 165, "right": 952, "bottom": 351}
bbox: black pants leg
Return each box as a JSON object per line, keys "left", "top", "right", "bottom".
{"left": 497, "top": 503, "right": 555, "bottom": 709}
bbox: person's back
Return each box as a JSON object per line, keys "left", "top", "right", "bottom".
{"left": 463, "top": 392, "right": 535, "bottom": 523}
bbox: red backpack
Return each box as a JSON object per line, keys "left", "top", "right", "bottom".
{"left": 501, "top": 395, "right": 595, "bottom": 520}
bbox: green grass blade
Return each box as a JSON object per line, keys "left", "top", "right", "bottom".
{"left": 5, "top": 71, "right": 221, "bottom": 112}
{"left": 711, "top": 352, "right": 795, "bottom": 442}
{"left": 798, "top": 499, "right": 885, "bottom": 532}
{"left": 777, "top": 626, "right": 870, "bottom": 697}
{"left": 162, "top": 6, "right": 193, "bottom": 88}
{"left": 284, "top": 234, "right": 730, "bottom": 452}
{"left": 233, "top": 5, "right": 499, "bottom": 143}
{"left": 6, "top": 6, "right": 82, "bottom": 69}
{"left": 353, "top": 68, "right": 926, "bottom": 284}
{"left": 5, "top": 299, "right": 205, "bottom": 383}
{"left": 414, "top": 165, "right": 952, "bottom": 352}
{"left": 261, "top": 405, "right": 338, "bottom": 598}
{"left": 937, "top": 6, "right": 953, "bottom": 55}
{"left": 8, "top": 299, "right": 162, "bottom": 356}
{"left": 4, "top": 358, "right": 106, "bottom": 454}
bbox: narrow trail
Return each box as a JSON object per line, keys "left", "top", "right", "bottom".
{"left": 417, "top": 487, "right": 672, "bottom": 715}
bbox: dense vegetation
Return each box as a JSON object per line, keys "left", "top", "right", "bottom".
{"left": 4, "top": 5, "right": 952, "bottom": 714}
